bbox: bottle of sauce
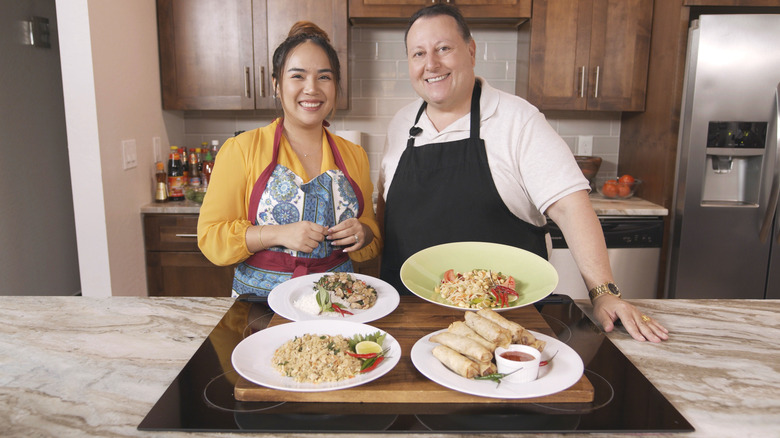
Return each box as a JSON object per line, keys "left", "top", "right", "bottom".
{"left": 167, "top": 146, "right": 185, "bottom": 201}
{"left": 188, "top": 148, "right": 201, "bottom": 187}
{"left": 180, "top": 147, "right": 189, "bottom": 182}
{"left": 201, "top": 149, "right": 214, "bottom": 188}
{"left": 154, "top": 161, "right": 168, "bottom": 202}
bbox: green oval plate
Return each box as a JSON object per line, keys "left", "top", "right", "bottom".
{"left": 400, "top": 242, "right": 558, "bottom": 311}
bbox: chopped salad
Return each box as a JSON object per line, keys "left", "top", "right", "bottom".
{"left": 435, "top": 269, "right": 518, "bottom": 309}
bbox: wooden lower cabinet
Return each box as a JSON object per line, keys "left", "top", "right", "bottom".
{"left": 143, "top": 213, "right": 234, "bottom": 297}
{"left": 143, "top": 213, "right": 382, "bottom": 296}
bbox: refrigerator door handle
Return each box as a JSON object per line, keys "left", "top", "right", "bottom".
{"left": 759, "top": 82, "right": 780, "bottom": 244}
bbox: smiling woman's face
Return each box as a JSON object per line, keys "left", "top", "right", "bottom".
{"left": 275, "top": 41, "right": 336, "bottom": 130}
{"left": 406, "top": 14, "right": 476, "bottom": 114}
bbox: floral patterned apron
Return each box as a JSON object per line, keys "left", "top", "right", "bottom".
{"left": 232, "top": 119, "right": 364, "bottom": 297}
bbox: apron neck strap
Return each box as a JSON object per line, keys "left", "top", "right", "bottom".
{"left": 248, "top": 118, "right": 364, "bottom": 223}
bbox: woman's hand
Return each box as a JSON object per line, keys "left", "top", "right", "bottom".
{"left": 327, "top": 218, "right": 373, "bottom": 252}
{"left": 259, "top": 221, "right": 327, "bottom": 253}
{"left": 592, "top": 295, "right": 669, "bottom": 342}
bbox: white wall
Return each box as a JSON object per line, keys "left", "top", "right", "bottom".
{"left": 0, "top": 0, "right": 81, "bottom": 296}
{"left": 57, "top": 0, "right": 171, "bottom": 297}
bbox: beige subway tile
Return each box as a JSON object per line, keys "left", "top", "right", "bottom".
{"left": 353, "top": 60, "right": 400, "bottom": 79}
{"left": 361, "top": 79, "right": 416, "bottom": 98}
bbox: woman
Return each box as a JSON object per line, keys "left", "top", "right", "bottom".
{"left": 198, "top": 22, "right": 380, "bottom": 297}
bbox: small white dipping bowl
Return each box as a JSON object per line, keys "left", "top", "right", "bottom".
{"left": 494, "top": 344, "right": 541, "bottom": 383}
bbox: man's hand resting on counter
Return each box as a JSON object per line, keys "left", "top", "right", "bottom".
{"left": 593, "top": 295, "right": 669, "bottom": 343}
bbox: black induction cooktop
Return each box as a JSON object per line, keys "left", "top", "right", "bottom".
{"left": 138, "top": 295, "right": 693, "bottom": 434}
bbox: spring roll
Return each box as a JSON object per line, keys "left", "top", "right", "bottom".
{"left": 432, "top": 345, "right": 478, "bottom": 379}
{"left": 476, "top": 360, "right": 497, "bottom": 377}
{"left": 430, "top": 332, "right": 492, "bottom": 363}
{"left": 447, "top": 321, "right": 497, "bottom": 351}
{"left": 476, "top": 308, "right": 546, "bottom": 352}
{"left": 464, "top": 311, "right": 511, "bottom": 348}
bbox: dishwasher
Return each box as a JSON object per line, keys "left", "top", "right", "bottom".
{"left": 547, "top": 217, "right": 664, "bottom": 300}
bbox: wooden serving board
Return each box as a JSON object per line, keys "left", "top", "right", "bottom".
{"left": 234, "top": 297, "right": 594, "bottom": 404}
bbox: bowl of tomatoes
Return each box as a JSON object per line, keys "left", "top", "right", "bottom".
{"left": 596, "top": 175, "right": 641, "bottom": 199}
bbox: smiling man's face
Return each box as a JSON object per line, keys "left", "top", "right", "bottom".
{"left": 406, "top": 14, "right": 476, "bottom": 115}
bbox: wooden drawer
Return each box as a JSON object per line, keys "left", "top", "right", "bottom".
{"left": 143, "top": 213, "right": 234, "bottom": 297}
{"left": 143, "top": 214, "right": 200, "bottom": 252}
{"left": 145, "top": 251, "right": 234, "bottom": 297}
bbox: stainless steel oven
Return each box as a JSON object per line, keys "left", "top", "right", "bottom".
{"left": 548, "top": 217, "right": 664, "bottom": 299}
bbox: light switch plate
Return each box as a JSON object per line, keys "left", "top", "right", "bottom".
{"left": 577, "top": 135, "right": 593, "bottom": 156}
{"left": 122, "top": 139, "right": 137, "bottom": 169}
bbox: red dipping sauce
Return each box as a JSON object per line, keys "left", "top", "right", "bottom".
{"left": 500, "top": 351, "right": 536, "bottom": 362}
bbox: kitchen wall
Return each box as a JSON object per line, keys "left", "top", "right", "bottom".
{"left": 182, "top": 26, "right": 622, "bottom": 192}
{"left": 44, "top": 3, "right": 621, "bottom": 298}
{"left": 57, "top": 0, "right": 167, "bottom": 297}
{"left": 0, "top": 0, "right": 80, "bottom": 296}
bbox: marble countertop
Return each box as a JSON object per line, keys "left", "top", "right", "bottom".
{"left": 141, "top": 195, "right": 668, "bottom": 217}
{"left": 2, "top": 297, "right": 777, "bottom": 437}
{"left": 588, "top": 194, "right": 668, "bottom": 216}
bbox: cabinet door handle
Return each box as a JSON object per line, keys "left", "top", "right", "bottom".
{"left": 174, "top": 233, "right": 198, "bottom": 238}
{"left": 244, "top": 66, "right": 251, "bottom": 98}
{"left": 594, "top": 66, "right": 600, "bottom": 98}
{"left": 579, "top": 66, "right": 586, "bottom": 98}
{"left": 260, "top": 66, "right": 266, "bottom": 98}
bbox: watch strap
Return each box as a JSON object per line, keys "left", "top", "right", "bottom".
{"left": 589, "top": 282, "right": 621, "bottom": 301}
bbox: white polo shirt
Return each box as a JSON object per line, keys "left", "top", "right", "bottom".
{"left": 378, "top": 78, "right": 590, "bottom": 228}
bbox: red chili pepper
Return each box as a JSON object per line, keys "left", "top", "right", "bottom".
{"left": 490, "top": 288, "right": 500, "bottom": 306}
{"left": 331, "top": 303, "right": 353, "bottom": 316}
{"left": 491, "top": 286, "right": 508, "bottom": 307}
{"left": 494, "top": 285, "right": 518, "bottom": 297}
{"left": 360, "top": 356, "right": 384, "bottom": 373}
{"left": 346, "top": 351, "right": 378, "bottom": 359}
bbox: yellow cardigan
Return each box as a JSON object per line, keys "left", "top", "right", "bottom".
{"left": 197, "top": 119, "right": 381, "bottom": 266}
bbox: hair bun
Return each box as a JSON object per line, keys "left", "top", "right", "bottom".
{"left": 288, "top": 21, "right": 330, "bottom": 43}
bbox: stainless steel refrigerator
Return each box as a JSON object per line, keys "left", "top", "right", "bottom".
{"left": 666, "top": 14, "right": 780, "bottom": 299}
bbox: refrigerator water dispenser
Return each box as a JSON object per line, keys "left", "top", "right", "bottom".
{"left": 701, "top": 121, "right": 767, "bottom": 206}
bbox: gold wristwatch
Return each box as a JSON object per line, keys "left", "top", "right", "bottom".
{"left": 589, "top": 282, "right": 621, "bottom": 301}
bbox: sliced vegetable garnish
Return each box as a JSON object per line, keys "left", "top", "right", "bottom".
{"left": 347, "top": 332, "right": 389, "bottom": 373}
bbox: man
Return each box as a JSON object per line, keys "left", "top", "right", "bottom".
{"left": 377, "top": 4, "right": 668, "bottom": 342}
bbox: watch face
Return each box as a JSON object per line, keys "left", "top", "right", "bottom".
{"left": 608, "top": 283, "right": 619, "bottom": 294}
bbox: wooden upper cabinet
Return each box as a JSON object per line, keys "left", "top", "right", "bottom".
{"left": 157, "top": 0, "right": 348, "bottom": 110}
{"left": 349, "top": 0, "right": 532, "bottom": 25}
{"left": 528, "top": 0, "right": 653, "bottom": 111}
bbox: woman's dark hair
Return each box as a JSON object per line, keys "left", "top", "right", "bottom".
{"left": 404, "top": 4, "right": 472, "bottom": 50}
{"left": 271, "top": 21, "right": 341, "bottom": 100}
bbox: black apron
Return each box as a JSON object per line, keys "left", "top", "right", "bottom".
{"left": 381, "top": 81, "right": 548, "bottom": 294}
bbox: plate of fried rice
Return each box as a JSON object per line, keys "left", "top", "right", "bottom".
{"left": 232, "top": 320, "right": 401, "bottom": 392}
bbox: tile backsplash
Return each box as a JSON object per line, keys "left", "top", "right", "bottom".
{"left": 182, "top": 26, "right": 621, "bottom": 191}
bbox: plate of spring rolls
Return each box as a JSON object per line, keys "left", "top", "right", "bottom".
{"left": 400, "top": 242, "right": 558, "bottom": 311}
{"left": 410, "top": 308, "right": 584, "bottom": 399}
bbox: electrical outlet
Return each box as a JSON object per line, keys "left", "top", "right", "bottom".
{"left": 577, "top": 135, "right": 593, "bottom": 156}
{"left": 122, "top": 139, "right": 137, "bottom": 169}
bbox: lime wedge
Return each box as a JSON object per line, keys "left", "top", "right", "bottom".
{"left": 355, "top": 340, "right": 383, "bottom": 355}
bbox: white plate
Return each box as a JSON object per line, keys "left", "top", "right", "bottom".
{"left": 410, "top": 329, "right": 583, "bottom": 399}
{"left": 232, "top": 320, "right": 401, "bottom": 392}
{"left": 268, "top": 273, "right": 400, "bottom": 323}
